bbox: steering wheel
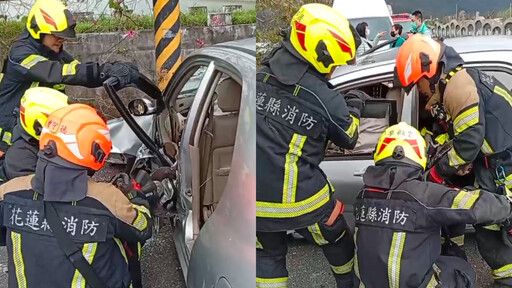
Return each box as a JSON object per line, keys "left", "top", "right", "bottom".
{"left": 361, "top": 38, "right": 398, "bottom": 57}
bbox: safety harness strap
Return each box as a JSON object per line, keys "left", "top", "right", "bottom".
{"left": 325, "top": 199, "right": 345, "bottom": 226}
{"left": 44, "top": 201, "right": 108, "bottom": 288}
{"left": 439, "top": 65, "right": 463, "bottom": 103}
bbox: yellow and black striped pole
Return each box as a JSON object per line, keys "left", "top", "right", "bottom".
{"left": 154, "top": 0, "right": 182, "bottom": 90}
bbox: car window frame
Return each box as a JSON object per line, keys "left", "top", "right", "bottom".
{"left": 325, "top": 74, "right": 412, "bottom": 161}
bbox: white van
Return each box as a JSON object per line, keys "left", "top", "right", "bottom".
{"left": 333, "top": 0, "right": 393, "bottom": 43}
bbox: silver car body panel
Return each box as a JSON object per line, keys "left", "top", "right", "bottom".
{"left": 106, "top": 115, "right": 154, "bottom": 162}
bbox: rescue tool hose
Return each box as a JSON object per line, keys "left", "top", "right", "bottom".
{"left": 103, "top": 77, "right": 171, "bottom": 167}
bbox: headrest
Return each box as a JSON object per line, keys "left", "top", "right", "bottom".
{"left": 216, "top": 77, "right": 241, "bottom": 113}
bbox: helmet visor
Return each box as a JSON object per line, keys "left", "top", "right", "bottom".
{"left": 52, "top": 24, "right": 76, "bottom": 39}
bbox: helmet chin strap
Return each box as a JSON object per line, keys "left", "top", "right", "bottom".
{"left": 429, "top": 64, "right": 443, "bottom": 95}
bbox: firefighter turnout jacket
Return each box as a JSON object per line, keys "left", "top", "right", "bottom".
{"left": 0, "top": 29, "right": 107, "bottom": 151}
{"left": 0, "top": 128, "right": 38, "bottom": 184}
{"left": 0, "top": 175, "right": 152, "bottom": 288}
{"left": 256, "top": 44, "right": 362, "bottom": 232}
{"left": 355, "top": 165, "right": 512, "bottom": 288}
{"left": 433, "top": 64, "right": 512, "bottom": 191}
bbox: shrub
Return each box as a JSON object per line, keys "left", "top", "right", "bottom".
{"left": 233, "top": 9, "right": 257, "bottom": 25}
{"left": 181, "top": 10, "right": 208, "bottom": 27}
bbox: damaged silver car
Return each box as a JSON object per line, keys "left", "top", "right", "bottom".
{"left": 106, "top": 38, "right": 256, "bottom": 287}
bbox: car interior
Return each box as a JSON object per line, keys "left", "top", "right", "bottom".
{"left": 326, "top": 81, "right": 402, "bottom": 158}
{"left": 198, "top": 76, "right": 241, "bottom": 223}
{"left": 159, "top": 67, "right": 242, "bottom": 235}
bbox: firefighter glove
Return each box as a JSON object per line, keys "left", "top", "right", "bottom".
{"left": 99, "top": 62, "right": 140, "bottom": 89}
{"left": 344, "top": 90, "right": 370, "bottom": 118}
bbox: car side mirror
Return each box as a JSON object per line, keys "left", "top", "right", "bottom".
{"left": 128, "top": 98, "right": 157, "bottom": 116}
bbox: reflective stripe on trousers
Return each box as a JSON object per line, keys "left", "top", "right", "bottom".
{"left": 331, "top": 257, "right": 354, "bottom": 275}
{"left": 256, "top": 237, "right": 263, "bottom": 249}
{"left": 493, "top": 264, "right": 512, "bottom": 279}
{"left": 256, "top": 277, "right": 288, "bottom": 288}
{"left": 307, "top": 223, "right": 328, "bottom": 245}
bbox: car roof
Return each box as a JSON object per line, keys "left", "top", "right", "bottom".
{"left": 331, "top": 36, "right": 512, "bottom": 79}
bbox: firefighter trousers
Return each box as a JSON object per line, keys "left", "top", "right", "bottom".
{"left": 441, "top": 224, "right": 468, "bottom": 260}
{"left": 434, "top": 255, "right": 476, "bottom": 287}
{"left": 125, "top": 241, "right": 143, "bottom": 288}
{"left": 450, "top": 158, "right": 512, "bottom": 286}
{"left": 441, "top": 222, "right": 512, "bottom": 286}
{"left": 256, "top": 214, "right": 354, "bottom": 288}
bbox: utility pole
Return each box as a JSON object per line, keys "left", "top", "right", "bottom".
{"left": 455, "top": 3, "right": 458, "bottom": 18}
{"left": 154, "top": 0, "right": 182, "bottom": 91}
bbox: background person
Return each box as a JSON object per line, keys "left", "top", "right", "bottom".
{"left": 355, "top": 22, "right": 386, "bottom": 57}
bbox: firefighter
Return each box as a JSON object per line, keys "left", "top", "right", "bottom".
{"left": 0, "top": 0, "right": 140, "bottom": 158}
{"left": 0, "top": 103, "right": 152, "bottom": 288}
{"left": 394, "top": 33, "right": 512, "bottom": 286}
{"left": 354, "top": 122, "right": 512, "bottom": 288}
{"left": 256, "top": 3, "right": 369, "bottom": 287}
{"left": 0, "top": 87, "right": 68, "bottom": 184}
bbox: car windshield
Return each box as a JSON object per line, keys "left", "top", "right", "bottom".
{"left": 398, "top": 21, "right": 413, "bottom": 34}
{"left": 349, "top": 17, "right": 392, "bottom": 41}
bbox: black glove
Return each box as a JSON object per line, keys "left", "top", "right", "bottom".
{"left": 99, "top": 62, "right": 140, "bottom": 89}
{"left": 110, "top": 172, "right": 150, "bottom": 205}
{"left": 344, "top": 90, "right": 371, "bottom": 118}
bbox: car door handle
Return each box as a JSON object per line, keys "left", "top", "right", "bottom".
{"left": 353, "top": 166, "right": 368, "bottom": 177}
